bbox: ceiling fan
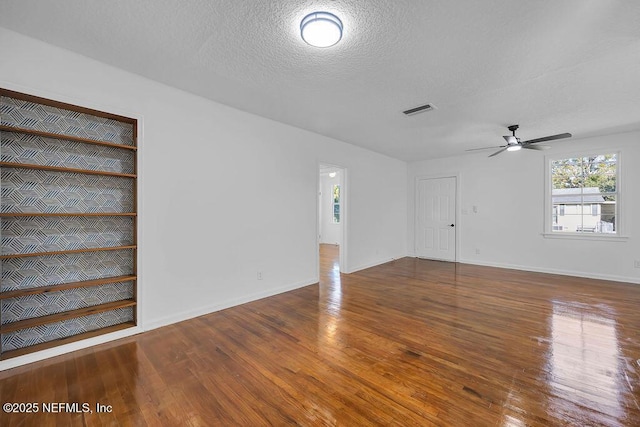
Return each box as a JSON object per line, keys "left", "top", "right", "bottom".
{"left": 467, "top": 125, "right": 572, "bottom": 157}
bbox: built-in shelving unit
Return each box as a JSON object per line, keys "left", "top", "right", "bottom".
{"left": 0, "top": 88, "right": 138, "bottom": 360}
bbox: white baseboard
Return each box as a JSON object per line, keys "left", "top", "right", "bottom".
{"left": 346, "top": 254, "right": 406, "bottom": 274}
{"left": 0, "top": 326, "right": 143, "bottom": 371}
{"left": 458, "top": 258, "right": 640, "bottom": 285}
{"left": 144, "top": 277, "right": 318, "bottom": 331}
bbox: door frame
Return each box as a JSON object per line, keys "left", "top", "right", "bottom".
{"left": 414, "top": 173, "right": 461, "bottom": 262}
{"left": 317, "top": 162, "right": 348, "bottom": 278}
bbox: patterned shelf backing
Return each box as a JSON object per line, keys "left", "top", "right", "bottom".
{"left": 1, "top": 96, "right": 134, "bottom": 146}
{"left": 1, "top": 168, "right": 134, "bottom": 213}
{"left": 1, "top": 281, "right": 134, "bottom": 324}
{"left": 1, "top": 216, "right": 134, "bottom": 255}
{"left": 1, "top": 131, "right": 135, "bottom": 174}
{"left": 1, "top": 307, "right": 134, "bottom": 352}
{"left": 1, "top": 249, "right": 135, "bottom": 292}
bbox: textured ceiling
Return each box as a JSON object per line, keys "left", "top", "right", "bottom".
{"left": 1, "top": 0, "right": 639, "bottom": 161}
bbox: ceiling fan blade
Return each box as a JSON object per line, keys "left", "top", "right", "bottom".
{"left": 522, "top": 133, "right": 572, "bottom": 145}
{"left": 489, "top": 147, "right": 508, "bottom": 157}
{"left": 522, "top": 144, "right": 550, "bottom": 150}
{"left": 465, "top": 145, "right": 506, "bottom": 152}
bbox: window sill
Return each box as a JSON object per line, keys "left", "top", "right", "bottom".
{"left": 542, "top": 232, "right": 628, "bottom": 242}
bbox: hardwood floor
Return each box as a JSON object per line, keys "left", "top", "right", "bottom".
{"left": 1, "top": 245, "right": 640, "bottom": 426}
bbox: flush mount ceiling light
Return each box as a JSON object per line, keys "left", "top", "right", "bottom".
{"left": 300, "top": 12, "right": 343, "bottom": 48}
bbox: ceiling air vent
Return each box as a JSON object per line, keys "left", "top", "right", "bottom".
{"left": 403, "top": 103, "right": 436, "bottom": 116}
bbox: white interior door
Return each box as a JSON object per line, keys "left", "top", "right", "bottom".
{"left": 415, "top": 177, "right": 456, "bottom": 261}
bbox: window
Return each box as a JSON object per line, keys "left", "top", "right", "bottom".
{"left": 548, "top": 153, "right": 618, "bottom": 235}
{"left": 332, "top": 184, "right": 340, "bottom": 223}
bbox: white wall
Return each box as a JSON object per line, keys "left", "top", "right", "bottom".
{"left": 0, "top": 27, "right": 407, "bottom": 367}
{"left": 319, "top": 171, "right": 343, "bottom": 245}
{"left": 408, "top": 131, "right": 640, "bottom": 284}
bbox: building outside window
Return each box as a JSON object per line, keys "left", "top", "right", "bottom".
{"left": 549, "top": 153, "right": 617, "bottom": 234}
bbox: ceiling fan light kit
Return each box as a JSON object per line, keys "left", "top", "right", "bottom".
{"left": 466, "top": 124, "right": 572, "bottom": 157}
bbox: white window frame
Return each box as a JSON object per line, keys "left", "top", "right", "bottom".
{"left": 543, "top": 150, "right": 626, "bottom": 241}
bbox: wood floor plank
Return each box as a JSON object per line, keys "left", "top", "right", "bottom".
{"left": 1, "top": 244, "right": 639, "bottom": 426}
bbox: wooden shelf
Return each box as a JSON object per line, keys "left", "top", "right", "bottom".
{"left": 0, "top": 212, "right": 136, "bottom": 217}
{"left": 1, "top": 88, "right": 137, "bottom": 125}
{"left": 1, "top": 299, "right": 137, "bottom": 333}
{"left": 0, "top": 245, "right": 137, "bottom": 259}
{"left": 0, "top": 125, "right": 137, "bottom": 151}
{"left": 0, "top": 161, "right": 136, "bottom": 178}
{"left": 0, "top": 322, "right": 136, "bottom": 360}
{"left": 0, "top": 275, "right": 137, "bottom": 300}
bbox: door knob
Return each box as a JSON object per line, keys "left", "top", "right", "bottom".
{"left": 450, "top": 224, "right": 455, "bottom": 227}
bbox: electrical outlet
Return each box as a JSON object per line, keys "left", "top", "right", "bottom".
{"left": 257, "top": 271, "right": 263, "bottom": 280}
{"left": 475, "top": 248, "right": 480, "bottom": 255}
{"left": 472, "top": 205, "right": 478, "bottom": 214}
{"left": 634, "top": 260, "right": 640, "bottom": 269}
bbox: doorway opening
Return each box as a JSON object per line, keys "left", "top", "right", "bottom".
{"left": 319, "top": 164, "right": 346, "bottom": 281}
